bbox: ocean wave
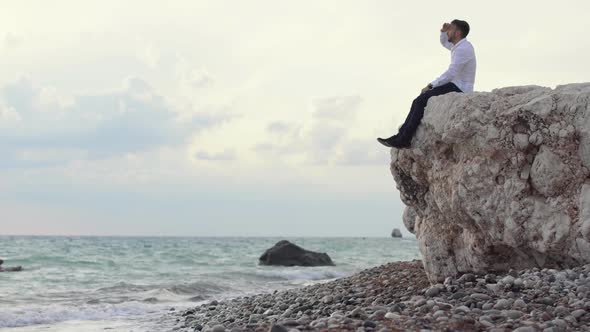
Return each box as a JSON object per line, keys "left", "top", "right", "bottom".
{"left": 231, "top": 268, "right": 350, "bottom": 282}
{"left": 167, "top": 282, "right": 228, "bottom": 295}
{"left": 0, "top": 302, "right": 168, "bottom": 328}
{"left": 92, "top": 280, "right": 231, "bottom": 304}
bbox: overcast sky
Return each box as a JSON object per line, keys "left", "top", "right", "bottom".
{"left": 1, "top": 1, "right": 589, "bottom": 236}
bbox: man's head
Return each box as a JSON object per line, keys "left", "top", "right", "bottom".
{"left": 447, "top": 19, "right": 470, "bottom": 44}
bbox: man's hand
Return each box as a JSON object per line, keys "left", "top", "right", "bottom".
{"left": 421, "top": 84, "right": 433, "bottom": 94}
{"left": 441, "top": 23, "right": 450, "bottom": 32}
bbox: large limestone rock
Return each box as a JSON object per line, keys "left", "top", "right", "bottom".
{"left": 391, "top": 83, "right": 590, "bottom": 283}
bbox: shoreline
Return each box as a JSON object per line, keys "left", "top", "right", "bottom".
{"left": 172, "top": 260, "right": 590, "bottom": 332}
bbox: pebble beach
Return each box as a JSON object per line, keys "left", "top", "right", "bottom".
{"left": 173, "top": 260, "right": 590, "bottom": 332}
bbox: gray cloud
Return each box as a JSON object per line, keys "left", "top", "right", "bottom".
{"left": 0, "top": 77, "right": 236, "bottom": 167}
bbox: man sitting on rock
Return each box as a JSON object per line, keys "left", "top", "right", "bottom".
{"left": 378, "top": 20, "right": 476, "bottom": 148}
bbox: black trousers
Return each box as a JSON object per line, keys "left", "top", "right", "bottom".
{"left": 398, "top": 82, "right": 462, "bottom": 141}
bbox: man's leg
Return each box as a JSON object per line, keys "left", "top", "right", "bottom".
{"left": 396, "top": 97, "right": 423, "bottom": 135}
{"left": 378, "top": 83, "right": 461, "bottom": 148}
{"left": 398, "top": 83, "right": 462, "bottom": 141}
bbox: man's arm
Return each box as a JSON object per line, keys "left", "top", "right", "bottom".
{"left": 440, "top": 31, "right": 453, "bottom": 50}
{"left": 430, "top": 45, "right": 473, "bottom": 89}
{"left": 440, "top": 23, "right": 453, "bottom": 50}
{"left": 421, "top": 23, "right": 453, "bottom": 93}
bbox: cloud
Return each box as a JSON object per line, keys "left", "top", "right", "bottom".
{"left": 183, "top": 69, "right": 213, "bottom": 89}
{"left": 136, "top": 43, "right": 160, "bottom": 68}
{"left": 3, "top": 33, "right": 21, "bottom": 49}
{"left": 194, "top": 149, "right": 236, "bottom": 161}
{"left": 309, "top": 124, "right": 346, "bottom": 150}
{"left": 0, "top": 102, "right": 20, "bottom": 124}
{"left": 252, "top": 94, "right": 387, "bottom": 166}
{"left": 312, "top": 95, "right": 361, "bottom": 121}
{"left": 334, "top": 139, "right": 389, "bottom": 166}
{"left": 0, "top": 76, "right": 236, "bottom": 167}
{"left": 305, "top": 95, "right": 362, "bottom": 164}
{"left": 174, "top": 56, "right": 215, "bottom": 94}
{"left": 266, "top": 121, "right": 298, "bottom": 135}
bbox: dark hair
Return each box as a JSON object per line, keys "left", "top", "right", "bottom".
{"left": 451, "top": 19, "right": 470, "bottom": 38}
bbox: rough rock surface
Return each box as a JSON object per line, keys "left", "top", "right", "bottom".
{"left": 391, "top": 83, "right": 590, "bottom": 283}
{"left": 259, "top": 240, "right": 334, "bottom": 267}
{"left": 391, "top": 228, "right": 403, "bottom": 238}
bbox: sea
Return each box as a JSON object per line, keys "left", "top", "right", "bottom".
{"left": 0, "top": 236, "right": 420, "bottom": 331}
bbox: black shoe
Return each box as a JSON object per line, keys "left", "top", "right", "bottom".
{"left": 378, "top": 135, "right": 411, "bottom": 149}
{"left": 377, "top": 135, "right": 398, "bottom": 147}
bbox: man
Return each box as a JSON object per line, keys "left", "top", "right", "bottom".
{"left": 377, "top": 19, "right": 476, "bottom": 148}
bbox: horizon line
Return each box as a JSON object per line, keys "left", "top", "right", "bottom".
{"left": 0, "top": 234, "right": 415, "bottom": 239}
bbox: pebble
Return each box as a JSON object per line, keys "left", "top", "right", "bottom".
{"left": 432, "top": 310, "right": 445, "bottom": 319}
{"left": 454, "top": 305, "right": 470, "bottom": 313}
{"left": 211, "top": 325, "right": 225, "bottom": 332}
{"left": 505, "top": 310, "right": 524, "bottom": 319}
{"left": 493, "top": 299, "right": 511, "bottom": 310}
{"left": 384, "top": 312, "right": 400, "bottom": 320}
{"left": 501, "top": 275, "right": 515, "bottom": 285}
{"left": 482, "top": 303, "right": 494, "bottom": 310}
{"left": 513, "top": 327, "right": 537, "bottom": 332}
{"left": 425, "top": 287, "right": 440, "bottom": 297}
{"left": 321, "top": 296, "right": 333, "bottom": 304}
{"left": 571, "top": 309, "right": 586, "bottom": 319}
{"left": 269, "top": 325, "right": 289, "bottom": 332}
{"left": 513, "top": 299, "right": 527, "bottom": 310}
{"left": 470, "top": 293, "right": 491, "bottom": 301}
{"left": 174, "top": 260, "right": 590, "bottom": 332}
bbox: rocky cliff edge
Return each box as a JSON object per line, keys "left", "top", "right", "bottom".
{"left": 391, "top": 83, "right": 590, "bottom": 283}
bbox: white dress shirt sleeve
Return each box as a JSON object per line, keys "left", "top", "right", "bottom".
{"left": 439, "top": 31, "right": 453, "bottom": 50}
{"left": 431, "top": 41, "right": 473, "bottom": 89}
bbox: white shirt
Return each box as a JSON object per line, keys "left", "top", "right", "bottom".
{"left": 431, "top": 32, "right": 477, "bottom": 93}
